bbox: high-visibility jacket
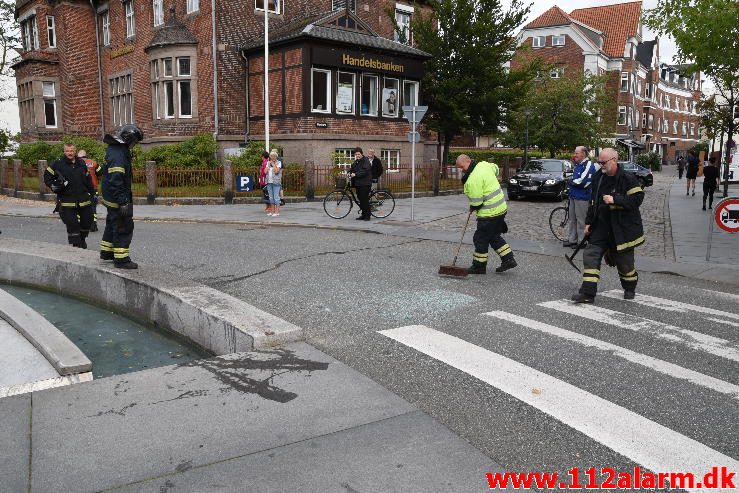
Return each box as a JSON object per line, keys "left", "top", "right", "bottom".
{"left": 464, "top": 161, "right": 507, "bottom": 218}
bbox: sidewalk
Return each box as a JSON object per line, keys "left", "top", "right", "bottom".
{"left": 2, "top": 188, "right": 738, "bottom": 286}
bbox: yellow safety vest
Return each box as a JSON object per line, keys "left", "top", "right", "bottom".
{"left": 464, "top": 161, "right": 507, "bottom": 218}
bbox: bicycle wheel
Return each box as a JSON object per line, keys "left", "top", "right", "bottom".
{"left": 323, "top": 191, "right": 353, "bottom": 219}
{"left": 549, "top": 206, "right": 569, "bottom": 242}
{"left": 369, "top": 190, "right": 395, "bottom": 218}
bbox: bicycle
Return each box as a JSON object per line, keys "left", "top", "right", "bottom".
{"left": 549, "top": 203, "right": 570, "bottom": 242}
{"left": 323, "top": 174, "right": 396, "bottom": 219}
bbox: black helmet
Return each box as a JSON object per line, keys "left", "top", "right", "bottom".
{"left": 104, "top": 124, "right": 144, "bottom": 146}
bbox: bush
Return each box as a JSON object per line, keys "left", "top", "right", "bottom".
{"left": 135, "top": 134, "right": 219, "bottom": 169}
{"left": 636, "top": 151, "right": 661, "bottom": 171}
{"left": 230, "top": 140, "right": 284, "bottom": 169}
{"left": 14, "top": 135, "right": 107, "bottom": 165}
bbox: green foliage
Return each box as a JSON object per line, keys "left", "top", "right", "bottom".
{"left": 135, "top": 134, "right": 219, "bottom": 168}
{"left": 0, "top": 128, "right": 10, "bottom": 154}
{"left": 230, "top": 140, "right": 284, "bottom": 169}
{"left": 502, "top": 74, "right": 613, "bottom": 157}
{"left": 689, "top": 142, "right": 709, "bottom": 155}
{"left": 446, "top": 148, "right": 568, "bottom": 165}
{"left": 636, "top": 152, "right": 662, "bottom": 171}
{"left": 14, "top": 135, "right": 106, "bottom": 164}
{"left": 14, "top": 141, "right": 57, "bottom": 165}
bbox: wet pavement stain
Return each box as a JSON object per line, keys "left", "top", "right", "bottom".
{"left": 86, "top": 402, "right": 137, "bottom": 418}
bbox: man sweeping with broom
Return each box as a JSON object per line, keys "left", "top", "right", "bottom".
{"left": 455, "top": 154, "right": 517, "bottom": 275}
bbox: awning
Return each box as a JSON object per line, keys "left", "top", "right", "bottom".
{"left": 616, "top": 138, "right": 645, "bottom": 150}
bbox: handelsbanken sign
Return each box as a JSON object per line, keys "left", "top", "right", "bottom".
{"left": 311, "top": 46, "right": 425, "bottom": 78}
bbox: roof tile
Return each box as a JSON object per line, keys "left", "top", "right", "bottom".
{"left": 569, "top": 1, "right": 642, "bottom": 57}
{"left": 525, "top": 5, "right": 573, "bottom": 29}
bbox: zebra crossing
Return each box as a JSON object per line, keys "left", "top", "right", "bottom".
{"left": 378, "top": 288, "right": 739, "bottom": 491}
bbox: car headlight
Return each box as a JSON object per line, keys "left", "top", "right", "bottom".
{"left": 509, "top": 178, "right": 517, "bottom": 184}
{"left": 545, "top": 179, "right": 556, "bottom": 185}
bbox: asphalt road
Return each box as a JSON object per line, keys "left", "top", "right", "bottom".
{"left": 3, "top": 216, "right": 738, "bottom": 488}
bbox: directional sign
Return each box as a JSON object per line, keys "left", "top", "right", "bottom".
{"left": 402, "top": 105, "right": 428, "bottom": 124}
{"left": 407, "top": 131, "right": 421, "bottom": 143}
{"left": 236, "top": 175, "right": 255, "bottom": 192}
{"left": 714, "top": 197, "right": 739, "bottom": 233}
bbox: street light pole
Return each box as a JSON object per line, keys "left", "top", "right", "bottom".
{"left": 264, "top": 0, "right": 270, "bottom": 152}
{"left": 523, "top": 109, "right": 531, "bottom": 168}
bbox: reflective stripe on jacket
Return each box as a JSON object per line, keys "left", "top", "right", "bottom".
{"left": 569, "top": 159, "right": 596, "bottom": 201}
{"left": 464, "top": 161, "right": 507, "bottom": 218}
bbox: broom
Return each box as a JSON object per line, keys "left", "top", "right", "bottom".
{"left": 438, "top": 210, "right": 473, "bottom": 277}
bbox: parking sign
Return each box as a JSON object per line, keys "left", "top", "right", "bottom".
{"left": 236, "top": 175, "right": 254, "bottom": 192}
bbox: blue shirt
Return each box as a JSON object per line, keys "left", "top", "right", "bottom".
{"left": 569, "top": 159, "right": 596, "bottom": 201}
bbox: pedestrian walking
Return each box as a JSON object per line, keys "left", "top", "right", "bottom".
{"left": 571, "top": 148, "right": 644, "bottom": 304}
{"left": 77, "top": 149, "right": 101, "bottom": 232}
{"left": 677, "top": 156, "right": 686, "bottom": 180}
{"left": 686, "top": 151, "right": 699, "bottom": 196}
{"left": 564, "top": 146, "right": 596, "bottom": 247}
{"left": 100, "top": 124, "right": 144, "bottom": 269}
{"left": 702, "top": 156, "right": 720, "bottom": 210}
{"left": 44, "top": 143, "right": 96, "bottom": 249}
{"left": 265, "top": 151, "right": 282, "bottom": 216}
{"left": 350, "top": 147, "right": 372, "bottom": 221}
{"left": 455, "top": 154, "right": 516, "bottom": 274}
{"left": 367, "top": 148, "right": 384, "bottom": 192}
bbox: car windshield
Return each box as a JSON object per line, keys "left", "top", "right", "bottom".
{"left": 523, "top": 160, "right": 563, "bottom": 173}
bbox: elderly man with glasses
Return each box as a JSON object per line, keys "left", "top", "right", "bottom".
{"left": 571, "top": 148, "right": 645, "bottom": 304}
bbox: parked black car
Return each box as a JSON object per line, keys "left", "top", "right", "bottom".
{"left": 619, "top": 161, "right": 653, "bottom": 187}
{"left": 507, "top": 159, "right": 572, "bottom": 201}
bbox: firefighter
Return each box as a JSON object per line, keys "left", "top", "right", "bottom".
{"left": 44, "top": 143, "right": 95, "bottom": 249}
{"left": 100, "top": 124, "right": 143, "bottom": 269}
{"left": 571, "top": 147, "right": 645, "bottom": 304}
{"left": 77, "top": 149, "right": 102, "bottom": 232}
{"left": 455, "top": 154, "right": 517, "bottom": 274}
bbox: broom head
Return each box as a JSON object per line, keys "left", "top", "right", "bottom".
{"left": 438, "top": 265, "right": 469, "bottom": 277}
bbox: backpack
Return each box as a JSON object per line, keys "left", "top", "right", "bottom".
{"left": 371, "top": 158, "right": 384, "bottom": 179}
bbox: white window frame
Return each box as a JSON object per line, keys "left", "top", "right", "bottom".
{"left": 334, "top": 148, "right": 354, "bottom": 168}
{"left": 42, "top": 82, "right": 57, "bottom": 128}
{"left": 549, "top": 67, "right": 563, "bottom": 79}
{"left": 336, "top": 71, "right": 355, "bottom": 115}
{"left": 380, "top": 149, "right": 400, "bottom": 171}
{"left": 641, "top": 112, "right": 647, "bottom": 128}
{"left": 164, "top": 80, "right": 175, "bottom": 118}
{"left": 682, "top": 121, "right": 687, "bottom": 135}
{"left": 360, "top": 73, "right": 379, "bottom": 117}
{"left": 46, "top": 16, "right": 56, "bottom": 48}
{"left": 382, "top": 77, "right": 399, "bottom": 117}
{"left": 21, "top": 16, "right": 39, "bottom": 51}
{"left": 255, "top": 0, "right": 280, "bottom": 14}
{"left": 311, "top": 68, "right": 331, "bottom": 114}
{"left": 153, "top": 0, "right": 164, "bottom": 27}
{"left": 648, "top": 114, "right": 654, "bottom": 130}
{"left": 617, "top": 106, "right": 627, "bottom": 126}
{"left": 673, "top": 120, "right": 678, "bottom": 134}
{"left": 332, "top": 0, "right": 356, "bottom": 12}
{"left": 690, "top": 123, "right": 695, "bottom": 136}
{"left": 110, "top": 74, "right": 134, "bottom": 127}
{"left": 532, "top": 36, "right": 545, "bottom": 48}
{"left": 125, "top": 1, "right": 135, "bottom": 38}
{"left": 402, "top": 80, "right": 419, "bottom": 107}
{"left": 551, "top": 34, "right": 565, "bottom": 46}
{"left": 186, "top": 0, "right": 199, "bottom": 13}
{"left": 177, "top": 57, "right": 192, "bottom": 118}
{"left": 394, "top": 8, "right": 411, "bottom": 45}
{"left": 620, "top": 72, "right": 629, "bottom": 92}
{"left": 663, "top": 119, "right": 669, "bottom": 132}
{"left": 101, "top": 11, "right": 111, "bottom": 46}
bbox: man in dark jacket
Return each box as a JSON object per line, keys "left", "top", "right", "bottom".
{"left": 686, "top": 151, "right": 700, "bottom": 196}
{"left": 367, "top": 148, "right": 383, "bottom": 191}
{"left": 572, "top": 148, "right": 645, "bottom": 304}
{"left": 44, "top": 143, "right": 96, "bottom": 248}
{"left": 100, "top": 124, "right": 143, "bottom": 269}
{"left": 350, "top": 147, "right": 373, "bottom": 220}
{"left": 702, "top": 156, "right": 720, "bottom": 210}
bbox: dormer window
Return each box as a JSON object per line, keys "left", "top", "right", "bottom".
{"left": 552, "top": 35, "right": 565, "bottom": 46}
{"left": 394, "top": 4, "right": 413, "bottom": 45}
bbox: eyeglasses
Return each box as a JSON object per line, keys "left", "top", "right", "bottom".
{"left": 597, "top": 157, "right": 616, "bottom": 165}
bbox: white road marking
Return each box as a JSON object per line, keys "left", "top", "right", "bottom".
{"left": 539, "top": 300, "right": 739, "bottom": 363}
{"left": 484, "top": 311, "right": 739, "bottom": 400}
{"left": 706, "top": 317, "right": 739, "bottom": 328}
{"left": 601, "top": 290, "right": 739, "bottom": 321}
{"left": 378, "top": 325, "right": 739, "bottom": 490}
{"left": 699, "top": 289, "right": 739, "bottom": 303}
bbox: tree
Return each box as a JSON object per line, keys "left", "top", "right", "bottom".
{"left": 0, "top": 0, "right": 21, "bottom": 101}
{"left": 411, "top": 0, "right": 532, "bottom": 167}
{"left": 644, "top": 0, "right": 739, "bottom": 195}
{"left": 502, "top": 74, "right": 613, "bottom": 157}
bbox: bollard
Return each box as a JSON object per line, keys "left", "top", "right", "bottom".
{"left": 431, "top": 158, "right": 440, "bottom": 196}
{"left": 13, "top": 159, "right": 22, "bottom": 197}
{"left": 223, "top": 159, "right": 233, "bottom": 204}
{"left": 304, "top": 160, "right": 315, "bottom": 200}
{"left": 0, "top": 158, "right": 7, "bottom": 190}
{"left": 38, "top": 160, "right": 48, "bottom": 196}
{"left": 145, "top": 161, "right": 157, "bottom": 204}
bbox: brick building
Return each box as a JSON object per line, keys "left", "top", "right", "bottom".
{"left": 12, "top": 0, "right": 433, "bottom": 165}
{"left": 510, "top": 1, "right": 703, "bottom": 163}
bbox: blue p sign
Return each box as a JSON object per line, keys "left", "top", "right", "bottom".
{"left": 236, "top": 175, "right": 254, "bottom": 192}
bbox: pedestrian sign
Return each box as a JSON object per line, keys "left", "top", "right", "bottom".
{"left": 714, "top": 198, "right": 739, "bottom": 233}
{"left": 236, "top": 175, "right": 255, "bottom": 192}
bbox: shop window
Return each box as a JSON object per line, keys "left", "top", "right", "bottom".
{"left": 620, "top": 72, "right": 629, "bottom": 92}
{"left": 361, "top": 74, "right": 378, "bottom": 116}
{"left": 336, "top": 72, "right": 355, "bottom": 114}
{"left": 617, "top": 106, "right": 626, "bottom": 125}
{"left": 256, "top": 0, "right": 280, "bottom": 14}
{"left": 552, "top": 35, "right": 565, "bottom": 46}
{"left": 101, "top": 11, "right": 110, "bottom": 46}
{"left": 42, "top": 82, "right": 57, "bottom": 128}
{"left": 20, "top": 15, "right": 39, "bottom": 51}
{"left": 110, "top": 74, "right": 133, "bottom": 127}
{"left": 394, "top": 7, "right": 412, "bottom": 45}
{"left": 382, "top": 78, "right": 399, "bottom": 117}
{"left": 187, "top": 0, "right": 199, "bottom": 13}
{"left": 311, "top": 68, "right": 331, "bottom": 113}
{"left": 46, "top": 16, "right": 56, "bottom": 48}
{"left": 334, "top": 148, "right": 354, "bottom": 167}
{"left": 332, "top": 0, "right": 356, "bottom": 12}
{"left": 381, "top": 149, "right": 400, "bottom": 171}
{"left": 124, "top": 0, "right": 135, "bottom": 38}
{"left": 532, "top": 36, "right": 545, "bottom": 48}
{"left": 153, "top": 0, "right": 164, "bottom": 26}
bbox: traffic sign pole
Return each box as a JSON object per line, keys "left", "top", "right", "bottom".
{"left": 402, "top": 105, "right": 428, "bottom": 223}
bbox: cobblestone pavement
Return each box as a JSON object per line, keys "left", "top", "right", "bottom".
{"left": 418, "top": 170, "right": 675, "bottom": 261}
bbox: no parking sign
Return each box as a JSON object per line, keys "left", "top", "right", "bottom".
{"left": 715, "top": 198, "right": 739, "bottom": 233}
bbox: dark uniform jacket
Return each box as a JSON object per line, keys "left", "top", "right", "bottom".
{"left": 44, "top": 156, "right": 95, "bottom": 206}
{"left": 586, "top": 167, "right": 645, "bottom": 252}
{"left": 101, "top": 143, "right": 133, "bottom": 208}
{"left": 350, "top": 156, "right": 372, "bottom": 187}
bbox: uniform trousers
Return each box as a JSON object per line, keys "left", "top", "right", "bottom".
{"left": 59, "top": 205, "right": 93, "bottom": 247}
{"left": 579, "top": 242, "right": 637, "bottom": 296}
{"left": 101, "top": 206, "right": 134, "bottom": 264}
{"left": 472, "top": 214, "right": 513, "bottom": 267}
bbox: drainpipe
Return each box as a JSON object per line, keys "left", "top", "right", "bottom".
{"left": 90, "top": 0, "right": 105, "bottom": 138}
{"left": 241, "top": 51, "right": 250, "bottom": 143}
{"left": 211, "top": 0, "right": 219, "bottom": 145}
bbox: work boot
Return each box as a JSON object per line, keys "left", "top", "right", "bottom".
{"left": 100, "top": 251, "right": 114, "bottom": 261}
{"left": 571, "top": 293, "right": 595, "bottom": 304}
{"left": 114, "top": 261, "right": 138, "bottom": 270}
{"left": 79, "top": 239, "right": 87, "bottom": 249}
{"left": 495, "top": 258, "right": 518, "bottom": 273}
{"left": 467, "top": 263, "right": 487, "bottom": 275}
{"left": 624, "top": 290, "right": 635, "bottom": 300}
